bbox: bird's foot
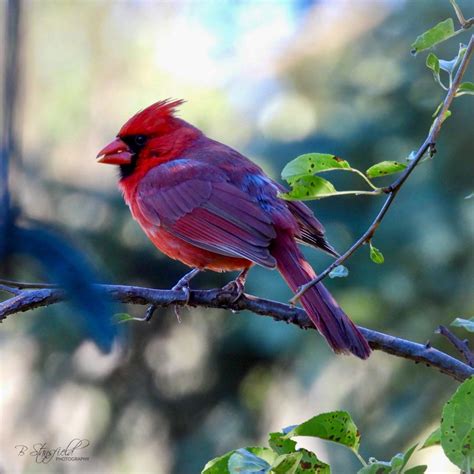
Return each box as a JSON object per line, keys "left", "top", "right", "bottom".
{"left": 171, "top": 268, "right": 200, "bottom": 322}
{"left": 221, "top": 268, "right": 249, "bottom": 303}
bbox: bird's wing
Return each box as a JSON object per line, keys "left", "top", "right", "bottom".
{"left": 274, "top": 182, "right": 339, "bottom": 257}
{"left": 136, "top": 159, "right": 277, "bottom": 268}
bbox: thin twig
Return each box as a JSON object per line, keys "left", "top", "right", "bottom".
{"left": 450, "top": 0, "right": 474, "bottom": 29}
{"left": 0, "top": 282, "right": 472, "bottom": 382}
{"left": 437, "top": 325, "right": 474, "bottom": 367}
{"left": 290, "top": 34, "right": 474, "bottom": 304}
{"left": 0, "top": 278, "right": 59, "bottom": 289}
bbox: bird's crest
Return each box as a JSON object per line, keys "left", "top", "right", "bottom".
{"left": 119, "top": 99, "right": 185, "bottom": 136}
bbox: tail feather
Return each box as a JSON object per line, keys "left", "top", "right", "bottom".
{"left": 271, "top": 234, "right": 371, "bottom": 359}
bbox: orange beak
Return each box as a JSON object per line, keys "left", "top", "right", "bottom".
{"left": 96, "top": 137, "right": 133, "bottom": 165}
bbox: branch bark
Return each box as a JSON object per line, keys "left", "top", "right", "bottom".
{"left": 1, "top": 282, "right": 472, "bottom": 382}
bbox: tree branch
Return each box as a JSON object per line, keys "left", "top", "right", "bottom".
{"left": 1, "top": 282, "right": 472, "bottom": 382}
{"left": 290, "top": 33, "right": 474, "bottom": 304}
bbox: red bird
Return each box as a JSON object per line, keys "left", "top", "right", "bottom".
{"left": 97, "top": 99, "right": 370, "bottom": 359}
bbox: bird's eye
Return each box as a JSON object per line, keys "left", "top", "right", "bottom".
{"left": 134, "top": 135, "right": 147, "bottom": 146}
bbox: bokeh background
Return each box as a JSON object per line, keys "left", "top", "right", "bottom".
{"left": 1, "top": 0, "right": 473, "bottom": 473}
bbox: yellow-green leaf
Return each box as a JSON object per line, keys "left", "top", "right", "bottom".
{"left": 369, "top": 243, "right": 384, "bottom": 264}
{"left": 456, "top": 82, "right": 474, "bottom": 96}
{"left": 284, "top": 411, "right": 361, "bottom": 453}
{"left": 281, "top": 153, "right": 350, "bottom": 182}
{"left": 411, "top": 19, "right": 456, "bottom": 54}
{"left": 280, "top": 176, "right": 337, "bottom": 201}
{"left": 366, "top": 161, "right": 407, "bottom": 178}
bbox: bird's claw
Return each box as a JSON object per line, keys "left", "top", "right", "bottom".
{"left": 171, "top": 268, "right": 199, "bottom": 323}
{"left": 171, "top": 283, "right": 191, "bottom": 323}
{"left": 221, "top": 269, "right": 249, "bottom": 303}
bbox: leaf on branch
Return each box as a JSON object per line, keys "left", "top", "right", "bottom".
{"left": 268, "top": 432, "right": 297, "bottom": 455}
{"left": 366, "top": 161, "right": 407, "bottom": 178}
{"left": 271, "top": 452, "right": 303, "bottom": 474}
{"left": 202, "top": 447, "right": 277, "bottom": 474}
{"left": 411, "top": 18, "right": 456, "bottom": 54}
{"left": 404, "top": 466, "right": 428, "bottom": 474}
{"left": 357, "top": 444, "right": 422, "bottom": 474}
{"left": 228, "top": 448, "right": 273, "bottom": 474}
{"left": 284, "top": 411, "right": 361, "bottom": 453}
{"left": 113, "top": 313, "right": 135, "bottom": 324}
{"left": 456, "top": 81, "right": 474, "bottom": 96}
{"left": 440, "top": 377, "right": 474, "bottom": 472}
{"left": 432, "top": 101, "right": 444, "bottom": 118}
{"left": 281, "top": 153, "right": 350, "bottom": 182}
{"left": 369, "top": 243, "right": 385, "bottom": 264}
{"left": 426, "top": 53, "right": 443, "bottom": 87}
{"left": 422, "top": 427, "right": 441, "bottom": 449}
{"left": 279, "top": 175, "right": 337, "bottom": 201}
{"left": 329, "top": 265, "right": 349, "bottom": 279}
{"left": 357, "top": 460, "right": 391, "bottom": 474}
{"left": 451, "top": 317, "right": 474, "bottom": 332}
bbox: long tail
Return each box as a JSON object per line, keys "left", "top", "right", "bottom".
{"left": 271, "top": 233, "right": 371, "bottom": 359}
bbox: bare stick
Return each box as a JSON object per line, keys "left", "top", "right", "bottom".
{"left": 0, "top": 282, "right": 472, "bottom": 382}
{"left": 437, "top": 325, "right": 474, "bottom": 367}
{"left": 290, "top": 34, "right": 474, "bottom": 304}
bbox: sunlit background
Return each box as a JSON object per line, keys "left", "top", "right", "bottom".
{"left": 1, "top": 0, "right": 473, "bottom": 472}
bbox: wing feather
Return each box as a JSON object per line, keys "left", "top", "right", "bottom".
{"left": 136, "top": 160, "right": 277, "bottom": 268}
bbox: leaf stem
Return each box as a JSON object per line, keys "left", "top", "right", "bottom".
{"left": 309, "top": 189, "right": 382, "bottom": 199}
{"left": 353, "top": 450, "right": 368, "bottom": 467}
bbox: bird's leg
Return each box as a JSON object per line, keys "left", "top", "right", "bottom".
{"left": 143, "top": 268, "right": 200, "bottom": 323}
{"left": 222, "top": 268, "right": 249, "bottom": 303}
{"left": 171, "top": 268, "right": 200, "bottom": 322}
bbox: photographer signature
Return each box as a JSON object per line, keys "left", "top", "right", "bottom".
{"left": 14, "top": 438, "right": 90, "bottom": 463}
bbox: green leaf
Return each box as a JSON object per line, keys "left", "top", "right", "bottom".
{"left": 357, "top": 461, "right": 391, "bottom": 474}
{"left": 271, "top": 452, "right": 303, "bottom": 474}
{"left": 426, "top": 53, "right": 441, "bottom": 83}
{"left": 451, "top": 317, "right": 474, "bottom": 332}
{"left": 432, "top": 101, "right": 444, "bottom": 118}
{"left": 422, "top": 427, "right": 441, "bottom": 449}
{"left": 203, "top": 448, "right": 277, "bottom": 474}
{"left": 281, "top": 153, "right": 350, "bottom": 182}
{"left": 399, "top": 443, "right": 418, "bottom": 470}
{"left": 369, "top": 243, "right": 385, "bottom": 264}
{"left": 440, "top": 377, "right": 474, "bottom": 471}
{"left": 112, "top": 313, "right": 135, "bottom": 324}
{"left": 461, "top": 428, "right": 474, "bottom": 465}
{"left": 269, "top": 432, "right": 297, "bottom": 455}
{"left": 426, "top": 53, "right": 440, "bottom": 74}
{"left": 389, "top": 452, "right": 405, "bottom": 472}
{"left": 203, "top": 451, "right": 233, "bottom": 474}
{"left": 284, "top": 411, "right": 361, "bottom": 453}
{"left": 280, "top": 176, "right": 337, "bottom": 201}
{"left": 366, "top": 161, "right": 407, "bottom": 178}
{"left": 359, "top": 444, "right": 418, "bottom": 474}
{"left": 294, "top": 449, "right": 330, "bottom": 474}
{"left": 404, "top": 466, "right": 427, "bottom": 474}
{"left": 329, "top": 265, "right": 349, "bottom": 279}
{"left": 456, "top": 82, "right": 474, "bottom": 96}
{"left": 228, "top": 449, "right": 272, "bottom": 474}
{"left": 411, "top": 18, "right": 456, "bottom": 54}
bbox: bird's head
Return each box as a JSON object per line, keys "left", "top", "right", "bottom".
{"left": 97, "top": 99, "right": 199, "bottom": 179}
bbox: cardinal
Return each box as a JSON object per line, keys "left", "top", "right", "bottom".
{"left": 97, "top": 99, "right": 370, "bottom": 358}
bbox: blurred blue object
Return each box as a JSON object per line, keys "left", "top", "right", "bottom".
{"left": 10, "top": 224, "right": 121, "bottom": 352}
